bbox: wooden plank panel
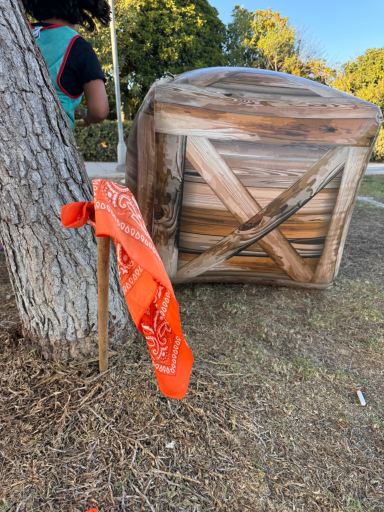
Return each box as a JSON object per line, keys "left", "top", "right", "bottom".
{"left": 180, "top": 67, "right": 238, "bottom": 86}
{"left": 156, "top": 84, "right": 379, "bottom": 119}
{"left": 208, "top": 83, "right": 319, "bottom": 97}
{"left": 125, "top": 111, "right": 138, "bottom": 196}
{"left": 186, "top": 138, "right": 255, "bottom": 222}
{"left": 152, "top": 133, "right": 186, "bottom": 278}
{"left": 216, "top": 72, "right": 309, "bottom": 88}
{"left": 211, "top": 140, "right": 333, "bottom": 160}
{"left": 155, "top": 102, "right": 379, "bottom": 146}
{"left": 182, "top": 182, "right": 339, "bottom": 214}
{"left": 312, "top": 147, "right": 371, "bottom": 284}
{"left": 179, "top": 232, "right": 324, "bottom": 258}
{"left": 180, "top": 208, "right": 332, "bottom": 240}
{"left": 137, "top": 110, "right": 155, "bottom": 235}
{"left": 213, "top": 68, "right": 348, "bottom": 98}
{"left": 197, "top": 142, "right": 337, "bottom": 189}
{"left": 185, "top": 164, "right": 342, "bottom": 190}
{"left": 186, "top": 136, "right": 314, "bottom": 282}
{"left": 213, "top": 71, "right": 354, "bottom": 99}
{"left": 178, "top": 252, "right": 319, "bottom": 274}
{"left": 280, "top": 73, "right": 350, "bottom": 98}
{"left": 178, "top": 251, "right": 284, "bottom": 274}
{"left": 126, "top": 84, "right": 156, "bottom": 198}
{"left": 178, "top": 68, "right": 343, "bottom": 101}
{"left": 177, "top": 147, "right": 349, "bottom": 280}
{"left": 171, "top": 274, "right": 332, "bottom": 290}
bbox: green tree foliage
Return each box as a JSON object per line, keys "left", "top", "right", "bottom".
{"left": 333, "top": 48, "right": 384, "bottom": 161}
{"left": 251, "top": 9, "right": 296, "bottom": 72}
{"left": 225, "top": 6, "right": 335, "bottom": 84}
{"left": 85, "top": 0, "right": 225, "bottom": 118}
{"left": 225, "top": 5, "right": 257, "bottom": 67}
{"left": 333, "top": 48, "right": 384, "bottom": 112}
{"left": 372, "top": 130, "right": 384, "bottom": 161}
{"left": 120, "top": 0, "right": 225, "bottom": 115}
{"left": 334, "top": 48, "right": 384, "bottom": 161}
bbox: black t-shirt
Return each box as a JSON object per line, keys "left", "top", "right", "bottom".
{"left": 31, "top": 22, "right": 105, "bottom": 97}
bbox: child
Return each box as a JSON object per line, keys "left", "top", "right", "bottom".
{"left": 22, "top": 0, "right": 110, "bottom": 130}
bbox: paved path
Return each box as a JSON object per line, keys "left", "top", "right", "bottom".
{"left": 357, "top": 196, "right": 384, "bottom": 207}
{"left": 365, "top": 163, "right": 384, "bottom": 175}
{"left": 85, "top": 161, "right": 384, "bottom": 184}
{"left": 84, "top": 162, "right": 125, "bottom": 185}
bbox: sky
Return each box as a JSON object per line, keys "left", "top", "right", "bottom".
{"left": 209, "top": 0, "right": 384, "bottom": 66}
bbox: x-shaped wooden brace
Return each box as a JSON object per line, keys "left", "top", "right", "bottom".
{"left": 178, "top": 138, "right": 349, "bottom": 281}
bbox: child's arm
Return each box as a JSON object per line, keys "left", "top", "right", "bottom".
{"left": 76, "top": 79, "right": 109, "bottom": 127}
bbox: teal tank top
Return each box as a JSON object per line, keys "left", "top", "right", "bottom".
{"left": 32, "top": 25, "right": 83, "bottom": 130}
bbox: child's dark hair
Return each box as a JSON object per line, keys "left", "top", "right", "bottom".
{"left": 21, "top": 0, "right": 111, "bottom": 32}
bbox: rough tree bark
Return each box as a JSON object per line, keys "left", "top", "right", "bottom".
{"left": 0, "top": 0, "right": 132, "bottom": 359}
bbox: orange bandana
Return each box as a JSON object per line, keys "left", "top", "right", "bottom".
{"left": 61, "top": 180, "right": 193, "bottom": 399}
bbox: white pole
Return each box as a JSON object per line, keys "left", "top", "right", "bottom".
{"left": 109, "top": 0, "right": 126, "bottom": 171}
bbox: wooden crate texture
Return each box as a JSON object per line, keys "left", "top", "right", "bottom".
{"left": 125, "top": 68, "right": 382, "bottom": 289}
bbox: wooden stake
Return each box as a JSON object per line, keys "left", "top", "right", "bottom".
{"left": 97, "top": 236, "right": 110, "bottom": 373}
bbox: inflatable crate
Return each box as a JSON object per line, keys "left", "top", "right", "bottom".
{"left": 126, "top": 68, "right": 382, "bottom": 289}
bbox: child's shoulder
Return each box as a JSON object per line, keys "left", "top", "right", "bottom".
{"left": 31, "top": 22, "right": 78, "bottom": 45}
{"left": 31, "top": 23, "right": 95, "bottom": 57}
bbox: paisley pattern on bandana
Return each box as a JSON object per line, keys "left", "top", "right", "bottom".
{"left": 141, "top": 287, "right": 181, "bottom": 375}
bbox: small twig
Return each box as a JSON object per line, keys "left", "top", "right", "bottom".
{"left": 84, "top": 365, "right": 116, "bottom": 383}
{"left": 198, "top": 359, "right": 229, "bottom": 365}
{"left": 152, "top": 469, "right": 202, "bottom": 485}
{"left": 131, "top": 483, "right": 156, "bottom": 512}
{"left": 90, "top": 408, "right": 107, "bottom": 424}
{"left": 45, "top": 446, "right": 67, "bottom": 453}
{"left": 131, "top": 443, "right": 137, "bottom": 465}
{"left": 129, "top": 438, "right": 159, "bottom": 462}
{"left": 218, "top": 372, "right": 257, "bottom": 377}
{"left": 121, "top": 485, "right": 126, "bottom": 512}
{"left": 130, "top": 415, "right": 156, "bottom": 435}
{"left": 143, "top": 478, "right": 153, "bottom": 495}
{"left": 253, "top": 430, "right": 267, "bottom": 448}
{"left": 157, "top": 475, "right": 212, "bottom": 503}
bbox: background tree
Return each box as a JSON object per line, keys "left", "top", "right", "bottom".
{"left": 82, "top": 2, "right": 337, "bottom": 120}
{"left": 225, "top": 6, "right": 335, "bottom": 84}
{"left": 85, "top": 0, "right": 226, "bottom": 119}
{"left": 118, "top": 0, "right": 226, "bottom": 117}
{"left": 225, "top": 5, "right": 258, "bottom": 67}
{"left": 0, "top": 0, "right": 132, "bottom": 359}
{"left": 333, "top": 48, "right": 384, "bottom": 111}
{"left": 333, "top": 47, "right": 384, "bottom": 161}
{"left": 251, "top": 8, "right": 295, "bottom": 72}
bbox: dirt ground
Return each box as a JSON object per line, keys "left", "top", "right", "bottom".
{"left": 1, "top": 200, "right": 384, "bottom": 512}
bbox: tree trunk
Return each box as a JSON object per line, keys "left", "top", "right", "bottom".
{"left": 0, "top": 0, "right": 132, "bottom": 359}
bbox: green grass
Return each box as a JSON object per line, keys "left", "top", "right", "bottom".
{"left": 367, "top": 415, "right": 384, "bottom": 430}
{"left": 358, "top": 175, "right": 384, "bottom": 202}
{"left": 251, "top": 459, "right": 266, "bottom": 472}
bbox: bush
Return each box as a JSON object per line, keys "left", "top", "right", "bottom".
{"left": 372, "top": 127, "right": 384, "bottom": 162}
{"left": 74, "top": 120, "right": 133, "bottom": 162}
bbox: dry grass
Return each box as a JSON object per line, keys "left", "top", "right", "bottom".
{"left": 1, "top": 202, "right": 384, "bottom": 512}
